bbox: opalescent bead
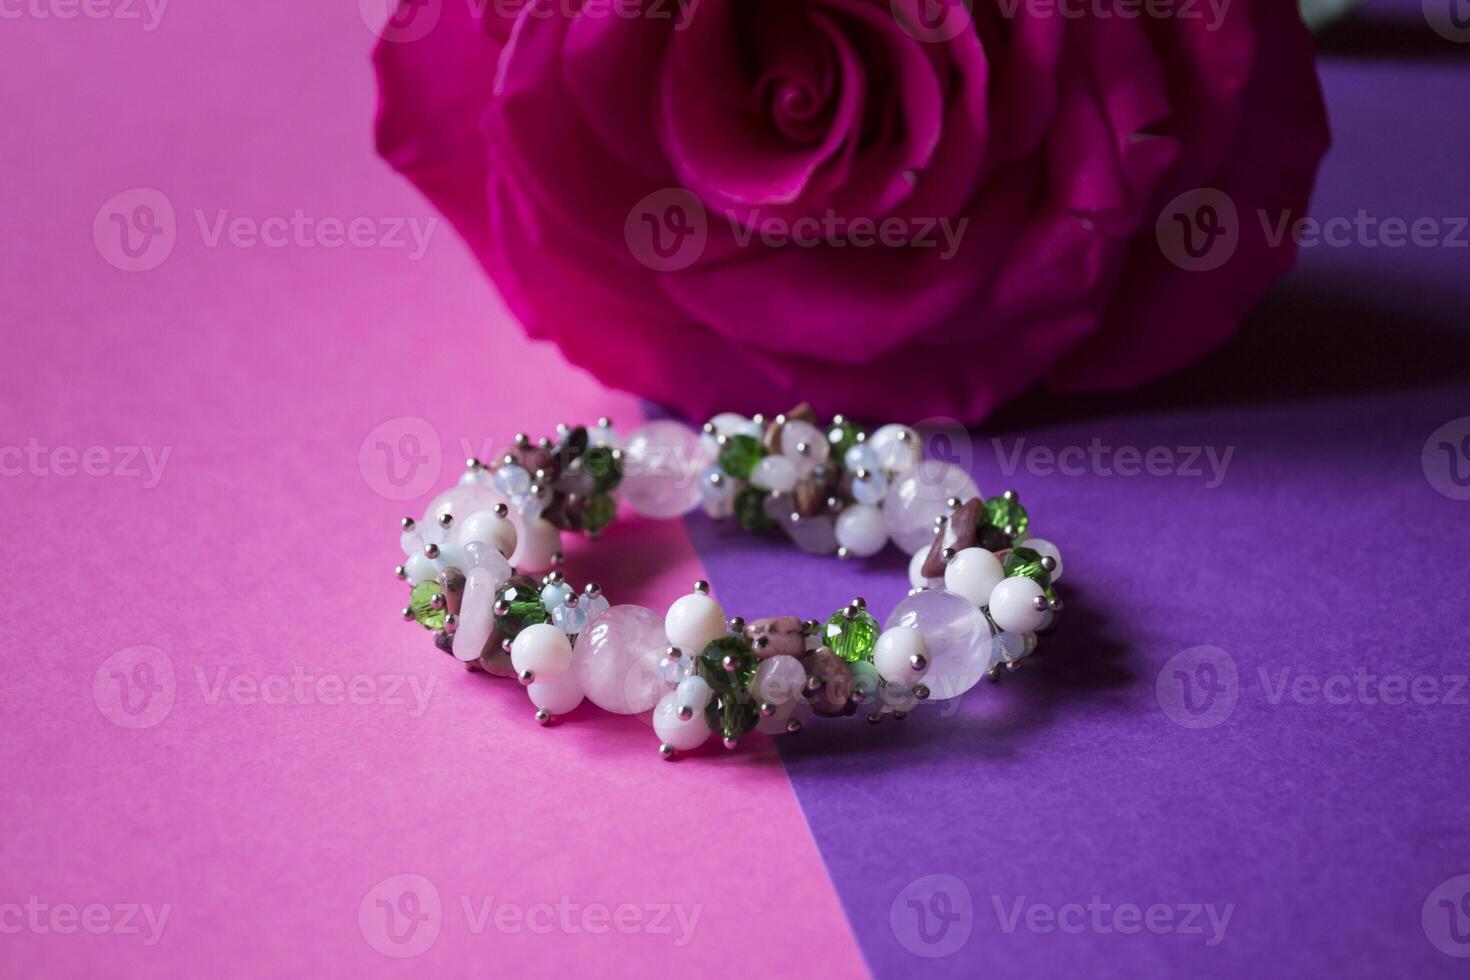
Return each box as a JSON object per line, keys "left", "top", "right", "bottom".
{"left": 750, "top": 454, "right": 798, "bottom": 494}
{"left": 884, "top": 462, "right": 981, "bottom": 553}
{"left": 551, "top": 599, "right": 589, "bottom": 635}
{"left": 620, "top": 420, "right": 711, "bottom": 519}
{"left": 527, "top": 671, "right": 585, "bottom": 715}
{"left": 851, "top": 468, "right": 888, "bottom": 506}
{"left": 698, "top": 465, "right": 736, "bottom": 519}
{"left": 492, "top": 464, "right": 532, "bottom": 498}
{"left": 843, "top": 443, "right": 880, "bottom": 474}
{"left": 779, "top": 419, "right": 830, "bottom": 473}
{"left": 423, "top": 485, "right": 510, "bottom": 530}
{"left": 988, "top": 576, "right": 1047, "bottom": 634}
{"left": 849, "top": 659, "right": 883, "bottom": 710}
{"left": 541, "top": 581, "right": 574, "bottom": 610}
{"left": 400, "top": 528, "right": 423, "bottom": 557}
{"left": 835, "top": 504, "right": 889, "bottom": 557}
{"left": 653, "top": 690, "right": 711, "bottom": 751}
{"left": 675, "top": 675, "right": 714, "bottom": 714}
{"left": 581, "top": 592, "right": 610, "bottom": 622}
{"left": 869, "top": 424, "right": 922, "bottom": 474}
{"left": 573, "top": 604, "right": 671, "bottom": 714}
{"left": 884, "top": 588, "right": 993, "bottom": 700}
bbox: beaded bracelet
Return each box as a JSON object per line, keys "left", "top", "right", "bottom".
{"left": 393, "top": 406, "right": 1064, "bottom": 759}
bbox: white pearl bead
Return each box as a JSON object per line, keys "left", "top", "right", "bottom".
{"left": 510, "top": 516, "right": 560, "bottom": 573}
{"left": 511, "top": 622, "right": 574, "bottom": 679}
{"left": 749, "top": 455, "right": 798, "bottom": 493}
{"left": 988, "top": 576, "right": 1047, "bottom": 634}
{"left": 403, "top": 552, "right": 437, "bottom": 585}
{"left": 908, "top": 548, "right": 944, "bottom": 590}
{"left": 664, "top": 592, "right": 726, "bottom": 657}
{"left": 835, "top": 504, "right": 888, "bottom": 557}
{"left": 527, "top": 671, "right": 584, "bottom": 715}
{"left": 869, "top": 423, "right": 922, "bottom": 474}
{"left": 779, "top": 419, "right": 829, "bottom": 471}
{"left": 753, "top": 655, "right": 806, "bottom": 706}
{"left": 653, "top": 690, "right": 711, "bottom": 751}
{"left": 943, "top": 547, "right": 1006, "bottom": 606}
{"left": 883, "top": 462, "right": 981, "bottom": 553}
{"left": 1024, "top": 537, "right": 1064, "bottom": 581}
{"left": 874, "top": 626, "right": 930, "bottom": 686}
{"left": 457, "top": 509, "right": 517, "bottom": 559}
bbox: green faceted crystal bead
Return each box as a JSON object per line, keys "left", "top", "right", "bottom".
{"left": 696, "top": 635, "right": 758, "bottom": 693}
{"left": 822, "top": 608, "right": 880, "bottom": 663}
{"left": 734, "top": 487, "right": 774, "bottom": 533}
{"left": 705, "top": 692, "right": 759, "bottom": 742}
{"left": 718, "top": 434, "right": 764, "bottom": 480}
{"left": 581, "top": 445, "right": 622, "bottom": 493}
{"left": 1003, "top": 546, "right": 1053, "bottom": 593}
{"left": 982, "top": 493, "right": 1029, "bottom": 537}
{"left": 826, "top": 418, "right": 860, "bottom": 460}
{"left": 492, "top": 575, "right": 547, "bottom": 641}
{"left": 582, "top": 492, "right": 617, "bottom": 535}
{"left": 409, "top": 580, "right": 446, "bottom": 631}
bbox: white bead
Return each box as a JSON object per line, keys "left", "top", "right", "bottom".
{"left": 883, "top": 462, "right": 980, "bottom": 553}
{"left": 664, "top": 592, "right": 726, "bottom": 657}
{"left": 874, "top": 626, "right": 930, "bottom": 686}
{"left": 1025, "top": 537, "right": 1063, "bottom": 581}
{"left": 540, "top": 581, "right": 574, "bottom": 609}
{"left": 510, "top": 622, "right": 573, "bottom": 679}
{"left": 403, "top": 552, "right": 437, "bottom": 585}
{"left": 749, "top": 455, "right": 798, "bottom": 493}
{"left": 943, "top": 547, "right": 1006, "bottom": 606}
{"left": 675, "top": 675, "right": 714, "bottom": 714}
{"left": 993, "top": 630, "right": 1031, "bottom": 665}
{"left": 527, "top": 671, "right": 584, "bottom": 715}
{"left": 753, "top": 655, "right": 806, "bottom": 706}
{"left": 779, "top": 419, "right": 829, "bottom": 471}
{"left": 851, "top": 469, "right": 888, "bottom": 505}
{"left": 988, "top": 576, "right": 1047, "bottom": 634}
{"left": 835, "top": 504, "right": 888, "bottom": 557}
{"left": 400, "top": 527, "right": 423, "bottom": 557}
{"left": 510, "top": 516, "right": 560, "bottom": 573}
{"left": 431, "top": 540, "right": 464, "bottom": 574}
{"left": 451, "top": 565, "right": 498, "bottom": 663}
{"left": 849, "top": 659, "right": 882, "bottom": 710}
{"left": 869, "top": 424, "right": 922, "bottom": 474}
{"left": 844, "top": 443, "right": 880, "bottom": 474}
{"left": 457, "top": 509, "right": 517, "bottom": 559}
{"left": 653, "top": 690, "right": 711, "bottom": 751}
{"left": 908, "top": 548, "right": 944, "bottom": 590}
{"left": 699, "top": 412, "right": 757, "bottom": 458}
{"left": 422, "top": 485, "right": 510, "bottom": 530}
{"left": 491, "top": 464, "right": 531, "bottom": 497}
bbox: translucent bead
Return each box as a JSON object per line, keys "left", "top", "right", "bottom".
{"left": 587, "top": 424, "right": 620, "bottom": 449}
{"left": 423, "top": 485, "right": 510, "bottom": 530}
{"left": 431, "top": 540, "right": 464, "bottom": 574}
{"left": 403, "top": 553, "right": 437, "bottom": 585}
{"left": 581, "top": 592, "right": 610, "bottom": 623}
{"left": 698, "top": 465, "right": 736, "bottom": 519}
{"left": 993, "top": 630, "right": 1031, "bottom": 665}
{"left": 675, "top": 675, "right": 714, "bottom": 715}
{"left": 551, "top": 599, "right": 589, "bottom": 635}
{"left": 574, "top": 605, "right": 672, "bottom": 714}
{"left": 869, "top": 424, "right": 922, "bottom": 474}
{"left": 492, "top": 463, "right": 532, "bottom": 498}
{"left": 657, "top": 651, "right": 694, "bottom": 685}
{"left": 1024, "top": 537, "right": 1064, "bottom": 581}
{"left": 844, "top": 443, "right": 880, "bottom": 474}
{"left": 541, "top": 581, "right": 574, "bottom": 610}
{"left": 516, "top": 485, "right": 549, "bottom": 520}
{"left": 943, "top": 547, "right": 1005, "bottom": 606}
{"left": 988, "top": 576, "right": 1046, "bottom": 634}
{"left": 665, "top": 592, "right": 725, "bottom": 657}
{"left": 779, "top": 419, "right": 829, "bottom": 472}
{"left": 753, "top": 655, "right": 806, "bottom": 706}
{"left": 510, "top": 517, "right": 560, "bottom": 573}
{"left": 885, "top": 589, "right": 993, "bottom": 700}
{"left": 528, "top": 672, "right": 584, "bottom": 715}
{"left": 399, "top": 527, "right": 423, "bottom": 557}
{"left": 851, "top": 468, "right": 888, "bottom": 506}
{"left": 458, "top": 509, "right": 517, "bottom": 560}
{"left": 461, "top": 539, "right": 510, "bottom": 577}
{"left": 419, "top": 521, "right": 449, "bottom": 547}
{"left": 459, "top": 467, "right": 495, "bottom": 488}
{"left": 653, "top": 690, "right": 711, "bottom": 751}
{"left": 750, "top": 455, "right": 798, "bottom": 494}
{"left": 908, "top": 547, "right": 944, "bottom": 590}
{"left": 835, "top": 504, "right": 888, "bottom": 557}
{"left": 849, "top": 659, "right": 883, "bottom": 710}
{"left": 874, "top": 626, "right": 930, "bottom": 686}
{"left": 452, "top": 565, "right": 498, "bottom": 663}
{"left": 884, "top": 462, "right": 980, "bottom": 553}
{"left": 510, "top": 622, "right": 574, "bottom": 679}
{"left": 620, "top": 420, "right": 712, "bottom": 519}
{"left": 699, "top": 412, "right": 758, "bottom": 458}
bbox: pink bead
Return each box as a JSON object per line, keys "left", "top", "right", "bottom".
{"left": 572, "top": 605, "right": 672, "bottom": 714}
{"left": 618, "top": 420, "right": 711, "bottom": 519}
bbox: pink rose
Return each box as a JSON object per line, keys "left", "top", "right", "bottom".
{"left": 374, "top": 0, "right": 1328, "bottom": 423}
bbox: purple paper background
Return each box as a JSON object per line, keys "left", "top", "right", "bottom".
{"left": 687, "top": 10, "right": 1470, "bottom": 976}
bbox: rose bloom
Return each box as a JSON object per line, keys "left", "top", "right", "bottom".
{"left": 375, "top": 0, "right": 1328, "bottom": 423}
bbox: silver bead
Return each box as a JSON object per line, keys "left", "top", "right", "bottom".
{"left": 893, "top": 711, "right": 908, "bottom": 721}
{"left": 544, "top": 570, "right": 564, "bottom": 585}
{"left": 722, "top": 737, "right": 739, "bottom": 750}
{"left": 493, "top": 600, "right": 510, "bottom": 617}
{"left": 693, "top": 580, "right": 710, "bottom": 595}
{"left": 659, "top": 743, "right": 676, "bottom": 760}
{"left": 1048, "top": 597, "right": 1064, "bottom": 612}
{"left": 429, "top": 593, "right": 446, "bottom": 610}
{"left": 437, "top": 512, "right": 454, "bottom": 528}
{"left": 909, "top": 653, "right": 928, "bottom": 671}
{"left": 1032, "top": 595, "right": 1050, "bottom": 611}
{"left": 702, "top": 421, "right": 717, "bottom": 436}
{"left": 584, "top": 582, "right": 602, "bottom": 599}
{"left": 550, "top": 551, "right": 565, "bottom": 566}
{"left": 518, "top": 669, "right": 535, "bottom": 686}
{"left": 465, "top": 457, "right": 482, "bottom": 470}
{"left": 836, "top": 546, "right": 852, "bottom": 560}
{"left": 400, "top": 517, "right": 416, "bottom": 531}
{"left": 866, "top": 713, "right": 883, "bottom": 725}
{"left": 514, "top": 432, "right": 530, "bottom": 447}
{"left": 785, "top": 718, "right": 803, "bottom": 734}
{"left": 423, "top": 543, "right": 440, "bottom": 559}
{"left": 941, "top": 547, "right": 956, "bottom": 563}
{"left": 1040, "top": 556, "right": 1057, "bottom": 572}
{"left": 946, "top": 496, "right": 962, "bottom": 509}
{"left": 759, "top": 701, "right": 776, "bottom": 717}
{"left": 913, "top": 683, "right": 930, "bottom": 701}
{"left": 393, "top": 565, "right": 407, "bottom": 580}
{"left": 728, "top": 616, "right": 745, "bottom": 633}
{"left": 444, "top": 614, "right": 458, "bottom": 634}
{"left": 722, "top": 655, "right": 739, "bottom": 673}
{"left": 851, "top": 596, "right": 867, "bottom": 610}
{"left": 1002, "top": 489, "right": 1016, "bottom": 500}
{"left": 492, "top": 502, "right": 509, "bottom": 519}
{"left": 500, "top": 638, "right": 512, "bottom": 654}
{"left": 676, "top": 705, "right": 694, "bottom": 721}
{"left": 665, "top": 645, "right": 682, "bottom": 660}
{"left": 400, "top": 607, "right": 414, "bottom": 622}
{"left": 535, "top": 708, "right": 551, "bottom": 726}
{"left": 597, "top": 416, "right": 612, "bottom": 429}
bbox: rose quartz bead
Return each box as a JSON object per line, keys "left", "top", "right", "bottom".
{"left": 884, "top": 461, "right": 981, "bottom": 553}
{"left": 618, "top": 420, "right": 712, "bottom": 518}
{"left": 884, "top": 588, "right": 995, "bottom": 700}
{"left": 573, "top": 605, "right": 671, "bottom": 714}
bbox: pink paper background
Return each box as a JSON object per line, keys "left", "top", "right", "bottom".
{"left": 0, "top": 3, "right": 866, "bottom": 974}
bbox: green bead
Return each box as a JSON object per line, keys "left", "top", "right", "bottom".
{"left": 493, "top": 575, "right": 547, "bottom": 641}
{"left": 581, "top": 445, "right": 622, "bottom": 492}
{"left": 718, "top": 434, "right": 764, "bottom": 480}
{"left": 983, "top": 493, "right": 1029, "bottom": 537}
{"left": 1003, "top": 546, "right": 1053, "bottom": 593}
{"left": 822, "top": 608, "right": 880, "bottom": 663}
{"left": 409, "top": 580, "right": 445, "bottom": 631}
{"left": 826, "top": 419, "right": 860, "bottom": 460}
{"left": 583, "top": 492, "right": 617, "bottom": 535}
{"left": 696, "top": 635, "right": 758, "bottom": 693}
{"left": 705, "top": 692, "right": 759, "bottom": 742}
{"left": 734, "top": 487, "right": 774, "bottom": 533}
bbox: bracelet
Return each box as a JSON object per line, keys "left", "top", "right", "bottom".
{"left": 393, "top": 406, "right": 1064, "bottom": 759}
